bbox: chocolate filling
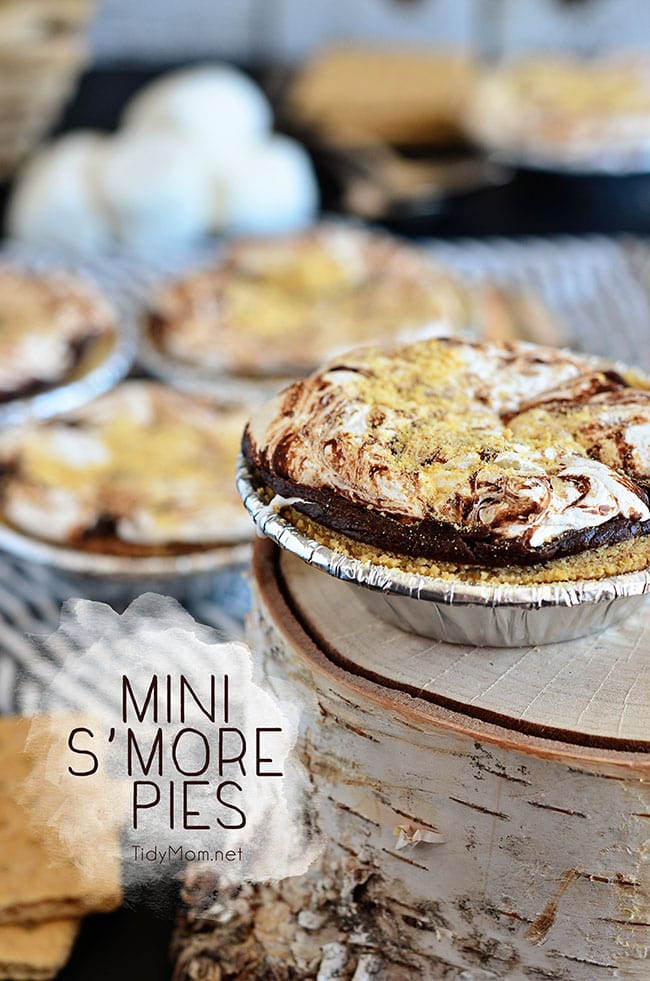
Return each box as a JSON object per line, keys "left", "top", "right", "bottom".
{"left": 242, "top": 429, "right": 650, "bottom": 567}
{"left": 0, "top": 489, "right": 228, "bottom": 558}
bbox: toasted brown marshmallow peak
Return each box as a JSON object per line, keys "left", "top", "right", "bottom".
{"left": 244, "top": 336, "right": 650, "bottom": 567}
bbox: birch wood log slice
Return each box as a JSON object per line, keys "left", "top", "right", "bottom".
{"left": 279, "top": 550, "right": 650, "bottom": 750}
{"left": 248, "top": 540, "right": 650, "bottom": 981}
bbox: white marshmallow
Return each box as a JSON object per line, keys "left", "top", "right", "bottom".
{"left": 8, "top": 67, "right": 316, "bottom": 254}
{"left": 7, "top": 131, "right": 112, "bottom": 252}
{"left": 123, "top": 64, "right": 272, "bottom": 168}
{"left": 95, "top": 128, "right": 213, "bottom": 256}
{"left": 220, "top": 135, "right": 319, "bottom": 236}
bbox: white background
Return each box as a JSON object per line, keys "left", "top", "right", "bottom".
{"left": 89, "top": 0, "right": 650, "bottom": 65}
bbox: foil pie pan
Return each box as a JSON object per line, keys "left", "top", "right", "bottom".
{"left": 0, "top": 519, "right": 251, "bottom": 610}
{"left": 237, "top": 457, "right": 650, "bottom": 648}
{"left": 488, "top": 141, "right": 650, "bottom": 177}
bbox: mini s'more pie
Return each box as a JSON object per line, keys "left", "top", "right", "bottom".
{"left": 0, "top": 381, "right": 251, "bottom": 557}
{"left": 147, "top": 224, "right": 477, "bottom": 380}
{"left": 465, "top": 55, "right": 650, "bottom": 168}
{"left": 243, "top": 336, "right": 650, "bottom": 582}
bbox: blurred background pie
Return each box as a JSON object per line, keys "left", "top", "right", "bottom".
{"left": 0, "top": 381, "right": 251, "bottom": 556}
{"left": 146, "top": 224, "right": 477, "bottom": 378}
{"left": 465, "top": 54, "right": 650, "bottom": 169}
{"left": 0, "top": 266, "right": 118, "bottom": 404}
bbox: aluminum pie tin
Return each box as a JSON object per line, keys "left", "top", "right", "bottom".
{"left": 0, "top": 518, "right": 251, "bottom": 609}
{"left": 237, "top": 457, "right": 650, "bottom": 648}
{"left": 0, "top": 268, "right": 138, "bottom": 429}
{"left": 487, "top": 142, "right": 650, "bottom": 177}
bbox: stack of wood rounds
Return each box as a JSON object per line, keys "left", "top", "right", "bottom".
{"left": 247, "top": 541, "right": 650, "bottom": 980}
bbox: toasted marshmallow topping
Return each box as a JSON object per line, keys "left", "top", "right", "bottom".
{"left": 246, "top": 337, "right": 650, "bottom": 553}
{"left": 0, "top": 382, "right": 250, "bottom": 550}
{"left": 509, "top": 374, "right": 650, "bottom": 486}
{"left": 151, "top": 224, "right": 474, "bottom": 376}
{"left": 466, "top": 56, "right": 650, "bottom": 164}
{"left": 0, "top": 268, "right": 116, "bottom": 400}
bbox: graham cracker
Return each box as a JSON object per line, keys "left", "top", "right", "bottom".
{"left": 0, "top": 919, "right": 79, "bottom": 980}
{"left": 289, "top": 46, "right": 477, "bottom": 146}
{"left": 0, "top": 715, "right": 122, "bottom": 926}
